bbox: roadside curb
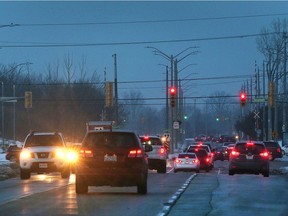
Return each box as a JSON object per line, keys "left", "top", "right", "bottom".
{"left": 157, "top": 173, "right": 197, "bottom": 216}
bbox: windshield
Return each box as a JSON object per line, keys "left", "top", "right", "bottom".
{"left": 25, "top": 135, "right": 63, "bottom": 147}
{"left": 83, "top": 132, "right": 137, "bottom": 148}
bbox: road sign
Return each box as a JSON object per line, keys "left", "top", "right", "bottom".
{"left": 253, "top": 97, "right": 267, "bottom": 103}
{"left": 173, "top": 121, "right": 179, "bottom": 129}
{"left": 254, "top": 111, "right": 260, "bottom": 119}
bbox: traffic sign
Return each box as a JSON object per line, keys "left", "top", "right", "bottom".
{"left": 173, "top": 121, "right": 179, "bottom": 129}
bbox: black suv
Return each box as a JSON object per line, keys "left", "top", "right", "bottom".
{"left": 75, "top": 131, "right": 152, "bottom": 194}
{"left": 229, "top": 141, "right": 269, "bottom": 177}
{"left": 263, "top": 141, "right": 283, "bottom": 161}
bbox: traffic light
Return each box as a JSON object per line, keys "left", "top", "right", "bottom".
{"left": 216, "top": 116, "right": 219, "bottom": 121}
{"left": 240, "top": 92, "right": 247, "bottom": 107}
{"left": 184, "top": 114, "right": 188, "bottom": 120}
{"left": 25, "top": 91, "right": 32, "bottom": 108}
{"left": 169, "top": 87, "right": 176, "bottom": 108}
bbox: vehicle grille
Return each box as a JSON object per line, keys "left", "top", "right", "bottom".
{"left": 37, "top": 152, "right": 50, "bottom": 159}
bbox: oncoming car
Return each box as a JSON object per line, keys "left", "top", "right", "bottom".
{"left": 173, "top": 153, "right": 200, "bottom": 173}
{"left": 19, "top": 132, "right": 73, "bottom": 180}
{"left": 229, "top": 141, "right": 270, "bottom": 177}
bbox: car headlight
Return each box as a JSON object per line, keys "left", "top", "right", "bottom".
{"left": 55, "top": 149, "right": 65, "bottom": 158}
{"left": 20, "top": 150, "right": 32, "bottom": 159}
{"left": 66, "top": 150, "right": 78, "bottom": 163}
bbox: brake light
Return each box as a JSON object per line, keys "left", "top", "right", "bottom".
{"left": 193, "top": 159, "right": 199, "bottom": 164}
{"left": 205, "top": 158, "right": 210, "bottom": 162}
{"left": 246, "top": 142, "right": 254, "bottom": 146}
{"left": 231, "top": 150, "right": 240, "bottom": 157}
{"left": 210, "top": 152, "right": 214, "bottom": 157}
{"left": 277, "top": 148, "right": 281, "bottom": 153}
{"left": 128, "top": 149, "right": 143, "bottom": 158}
{"left": 143, "top": 136, "right": 150, "bottom": 140}
{"left": 260, "top": 151, "right": 269, "bottom": 158}
{"left": 175, "top": 159, "right": 182, "bottom": 163}
{"left": 160, "top": 147, "right": 166, "bottom": 154}
{"left": 80, "top": 149, "right": 94, "bottom": 158}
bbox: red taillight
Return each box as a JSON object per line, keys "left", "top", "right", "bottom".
{"left": 231, "top": 150, "right": 240, "bottom": 157}
{"left": 143, "top": 136, "right": 149, "bottom": 140}
{"left": 128, "top": 149, "right": 143, "bottom": 158}
{"left": 210, "top": 152, "right": 214, "bottom": 157}
{"left": 277, "top": 148, "right": 281, "bottom": 153}
{"left": 175, "top": 159, "right": 181, "bottom": 163}
{"left": 246, "top": 142, "right": 254, "bottom": 146}
{"left": 160, "top": 147, "right": 166, "bottom": 154}
{"left": 193, "top": 159, "right": 199, "bottom": 164}
{"left": 260, "top": 151, "right": 269, "bottom": 158}
{"left": 205, "top": 158, "right": 210, "bottom": 162}
{"left": 80, "top": 149, "right": 94, "bottom": 158}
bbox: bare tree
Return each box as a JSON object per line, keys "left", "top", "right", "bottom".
{"left": 256, "top": 18, "right": 287, "bottom": 81}
{"left": 63, "top": 53, "right": 75, "bottom": 85}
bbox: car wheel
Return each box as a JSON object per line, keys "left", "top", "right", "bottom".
{"left": 20, "top": 168, "right": 31, "bottom": 180}
{"left": 263, "top": 171, "right": 269, "bottom": 177}
{"left": 137, "top": 174, "right": 147, "bottom": 194}
{"left": 61, "top": 166, "right": 70, "bottom": 179}
{"left": 174, "top": 168, "right": 177, "bottom": 173}
{"left": 228, "top": 170, "right": 234, "bottom": 176}
{"left": 196, "top": 169, "right": 200, "bottom": 173}
{"left": 157, "top": 161, "right": 167, "bottom": 173}
{"left": 75, "top": 175, "right": 88, "bottom": 194}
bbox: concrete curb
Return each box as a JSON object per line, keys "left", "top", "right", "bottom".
{"left": 157, "top": 173, "right": 197, "bottom": 216}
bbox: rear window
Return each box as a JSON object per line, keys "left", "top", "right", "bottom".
{"left": 25, "top": 135, "right": 63, "bottom": 147}
{"left": 140, "top": 137, "right": 162, "bottom": 146}
{"left": 187, "top": 145, "right": 210, "bottom": 152}
{"left": 264, "top": 142, "right": 279, "bottom": 148}
{"left": 178, "top": 153, "right": 196, "bottom": 159}
{"left": 187, "top": 149, "right": 208, "bottom": 157}
{"left": 83, "top": 132, "right": 138, "bottom": 148}
{"left": 235, "top": 143, "right": 265, "bottom": 154}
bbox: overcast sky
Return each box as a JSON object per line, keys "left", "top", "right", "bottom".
{"left": 1, "top": 1, "right": 288, "bottom": 107}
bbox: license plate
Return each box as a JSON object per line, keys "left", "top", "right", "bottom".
{"left": 39, "top": 163, "right": 48, "bottom": 168}
{"left": 246, "top": 155, "right": 253, "bottom": 160}
{"left": 104, "top": 154, "right": 117, "bottom": 162}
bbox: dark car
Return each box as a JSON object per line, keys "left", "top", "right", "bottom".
{"left": 229, "top": 141, "right": 270, "bottom": 177}
{"left": 263, "top": 141, "right": 283, "bottom": 161}
{"left": 214, "top": 146, "right": 228, "bottom": 161}
{"left": 5, "top": 145, "right": 22, "bottom": 162}
{"left": 187, "top": 148, "right": 213, "bottom": 172}
{"left": 75, "top": 131, "right": 153, "bottom": 194}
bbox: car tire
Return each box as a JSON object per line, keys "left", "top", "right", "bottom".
{"left": 75, "top": 175, "right": 88, "bottom": 194}
{"left": 137, "top": 174, "right": 147, "bottom": 194}
{"left": 157, "top": 161, "right": 167, "bottom": 174}
{"left": 174, "top": 169, "right": 177, "bottom": 173}
{"left": 263, "top": 171, "right": 269, "bottom": 177}
{"left": 228, "top": 170, "right": 234, "bottom": 176}
{"left": 20, "top": 168, "right": 31, "bottom": 180}
{"left": 61, "top": 166, "right": 70, "bottom": 179}
{"left": 196, "top": 169, "right": 200, "bottom": 173}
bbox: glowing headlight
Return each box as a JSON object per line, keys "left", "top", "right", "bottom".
{"left": 66, "top": 150, "right": 78, "bottom": 163}
{"left": 55, "top": 149, "right": 65, "bottom": 158}
{"left": 20, "top": 150, "right": 32, "bottom": 159}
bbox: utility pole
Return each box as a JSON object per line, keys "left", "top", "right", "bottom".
{"left": 263, "top": 61, "right": 266, "bottom": 141}
{"left": 283, "top": 32, "right": 287, "bottom": 146}
{"left": 112, "top": 54, "right": 119, "bottom": 125}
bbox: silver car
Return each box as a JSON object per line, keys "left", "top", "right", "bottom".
{"left": 174, "top": 153, "right": 200, "bottom": 173}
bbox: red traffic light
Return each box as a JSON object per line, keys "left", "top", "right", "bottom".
{"left": 240, "top": 92, "right": 247, "bottom": 107}
{"left": 240, "top": 92, "right": 246, "bottom": 101}
{"left": 170, "top": 87, "right": 176, "bottom": 94}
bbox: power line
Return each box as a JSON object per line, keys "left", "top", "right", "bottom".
{"left": 0, "top": 32, "right": 276, "bottom": 48}
{"left": 13, "top": 13, "right": 288, "bottom": 27}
